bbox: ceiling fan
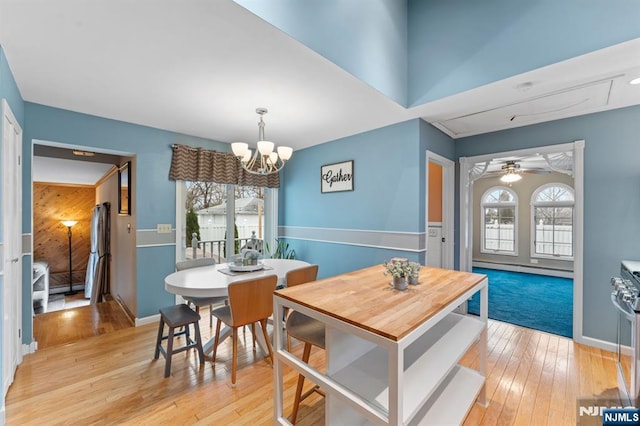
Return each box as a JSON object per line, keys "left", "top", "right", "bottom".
{"left": 499, "top": 160, "right": 550, "bottom": 183}
{"left": 500, "top": 161, "right": 522, "bottom": 183}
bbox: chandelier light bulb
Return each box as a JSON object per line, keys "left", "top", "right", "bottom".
{"left": 268, "top": 152, "right": 279, "bottom": 164}
{"left": 257, "top": 141, "right": 274, "bottom": 156}
{"left": 231, "top": 142, "right": 248, "bottom": 158}
{"left": 277, "top": 146, "right": 293, "bottom": 161}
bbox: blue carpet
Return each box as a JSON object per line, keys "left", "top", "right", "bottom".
{"left": 467, "top": 267, "right": 573, "bottom": 338}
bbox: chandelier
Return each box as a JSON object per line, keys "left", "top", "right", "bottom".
{"left": 231, "top": 108, "right": 293, "bottom": 175}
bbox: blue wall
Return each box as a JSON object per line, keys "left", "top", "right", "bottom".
{"left": 455, "top": 105, "right": 640, "bottom": 344}
{"left": 0, "top": 48, "right": 25, "bottom": 128}
{"left": 234, "top": 0, "right": 408, "bottom": 106}
{"left": 407, "top": 0, "right": 640, "bottom": 106}
{"left": 280, "top": 119, "right": 455, "bottom": 278}
{"left": 22, "top": 103, "right": 229, "bottom": 326}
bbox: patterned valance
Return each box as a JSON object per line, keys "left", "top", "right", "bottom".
{"left": 169, "top": 144, "right": 279, "bottom": 188}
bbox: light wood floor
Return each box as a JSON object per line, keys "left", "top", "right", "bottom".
{"left": 10, "top": 302, "right": 619, "bottom": 425}
{"left": 33, "top": 298, "right": 133, "bottom": 349}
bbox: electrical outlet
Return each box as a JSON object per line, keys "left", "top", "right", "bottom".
{"left": 428, "top": 229, "right": 438, "bottom": 237}
{"left": 157, "top": 224, "right": 172, "bottom": 233}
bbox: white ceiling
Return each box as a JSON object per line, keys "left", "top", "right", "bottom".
{"left": 33, "top": 156, "right": 114, "bottom": 185}
{"left": 1, "top": 0, "right": 639, "bottom": 184}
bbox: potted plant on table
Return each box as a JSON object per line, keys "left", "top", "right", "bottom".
{"left": 383, "top": 257, "right": 412, "bottom": 291}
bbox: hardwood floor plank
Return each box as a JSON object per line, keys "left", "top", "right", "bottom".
{"left": 513, "top": 331, "right": 550, "bottom": 426}
{"left": 547, "top": 337, "right": 569, "bottom": 425}
{"left": 530, "top": 334, "right": 560, "bottom": 426}
{"left": 9, "top": 303, "right": 622, "bottom": 426}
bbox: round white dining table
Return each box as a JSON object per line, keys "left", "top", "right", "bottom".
{"left": 164, "top": 258, "right": 311, "bottom": 298}
{"left": 164, "top": 258, "right": 311, "bottom": 355}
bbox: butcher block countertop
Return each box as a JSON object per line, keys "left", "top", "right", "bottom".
{"left": 275, "top": 264, "right": 486, "bottom": 342}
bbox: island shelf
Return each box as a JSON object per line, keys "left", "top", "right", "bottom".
{"left": 273, "top": 265, "right": 488, "bottom": 425}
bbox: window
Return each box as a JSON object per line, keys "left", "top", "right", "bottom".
{"left": 178, "top": 181, "right": 276, "bottom": 262}
{"left": 531, "top": 183, "right": 574, "bottom": 259}
{"left": 481, "top": 187, "right": 517, "bottom": 255}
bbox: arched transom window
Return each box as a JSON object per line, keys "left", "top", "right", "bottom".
{"left": 481, "top": 187, "right": 518, "bottom": 255}
{"left": 531, "top": 183, "right": 574, "bottom": 259}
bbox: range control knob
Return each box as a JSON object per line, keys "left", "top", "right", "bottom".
{"left": 611, "top": 277, "right": 626, "bottom": 291}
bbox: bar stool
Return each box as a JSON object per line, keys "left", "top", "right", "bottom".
{"left": 287, "top": 310, "right": 325, "bottom": 423}
{"left": 283, "top": 264, "right": 324, "bottom": 424}
{"left": 154, "top": 304, "right": 205, "bottom": 378}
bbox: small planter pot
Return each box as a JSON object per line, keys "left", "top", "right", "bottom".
{"left": 393, "top": 276, "right": 408, "bottom": 291}
{"left": 408, "top": 275, "right": 419, "bottom": 285}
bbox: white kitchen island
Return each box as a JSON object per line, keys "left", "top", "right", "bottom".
{"left": 273, "top": 264, "right": 488, "bottom": 425}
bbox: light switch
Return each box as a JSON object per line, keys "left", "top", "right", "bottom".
{"left": 157, "top": 224, "right": 172, "bottom": 233}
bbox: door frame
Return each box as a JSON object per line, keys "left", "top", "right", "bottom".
{"left": 459, "top": 140, "right": 585, "bottom": 342}
{"left": 425, "top": 151, "right": 455, "bottom": 269}
{"left": 2, "top": 99, "right": 23, "bottom": 401}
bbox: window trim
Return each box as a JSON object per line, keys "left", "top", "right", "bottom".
{"left": 175, "top": 181, "right": 278, "bottom": 266}
{"left": 480, "top": 186, "right": 518, "bottom": 256}
{"left": 530, "top": 183, "right": 575, "bottom": 260}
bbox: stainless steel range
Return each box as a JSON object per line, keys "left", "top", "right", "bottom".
{"left": 611, "top": 260, "right": 640, "bottom": 406}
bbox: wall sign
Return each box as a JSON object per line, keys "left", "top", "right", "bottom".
{"left": 321, "top": 160, "right": 354, "bottom": 193}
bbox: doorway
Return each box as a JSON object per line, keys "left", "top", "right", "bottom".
{"left": 425, "top": 151, "right": 454, "bottom": 269}
{"left": 30, "top": 142, "right": 135, "bottom": 346}
{"left": 459, "top": 140, "right": 585, "bottom": 340}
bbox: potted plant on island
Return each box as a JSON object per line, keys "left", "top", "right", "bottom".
{"left": 383, "top": 257, "right": 412, "bottom": 291}
{"left": 408, "top": 262, "right": 422, "bottom": 285}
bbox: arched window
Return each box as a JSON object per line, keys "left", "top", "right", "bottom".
{"left": 531, "top": 183, "right": 574, "bottom": 259}
{"left": 481, "top": 187, "right": 517, "bottom": 255}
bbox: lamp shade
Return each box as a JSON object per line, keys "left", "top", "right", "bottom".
{"left": 257, "top": 141, "right": 274, "bottom": 156}
{"left": 61, "top": 220, "right": 78, "bottom": 227}
{"left": 231, "top": 142, "right": 248, "bottom": 157}
{"left": 277, "top": 146, "right": 293, "bottom": 161}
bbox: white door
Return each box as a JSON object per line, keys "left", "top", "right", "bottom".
{"left": 2, "top": 99, "right": 23, "bottom": 397}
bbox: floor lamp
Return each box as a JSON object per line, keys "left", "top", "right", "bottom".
{"left": 61, "top": 220, "right": 78, "bottom": 296}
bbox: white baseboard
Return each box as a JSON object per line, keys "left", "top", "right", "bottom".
{"left": 49, "top": 284, "right": 85, "bottom": 295}
{"left": 0, "top": 404, "right": 5, "bottom": 426}
{"left": 135, "top": 313, "right": 160, "bottom": 327}
{"left": 472, "top": 261, "right": 573, "bottom": 279}
{"left": 578, "top": 335, "right": 617, "bottom": 353}
{"left": 22, "top": 341, "right": 37, "bottom": 355}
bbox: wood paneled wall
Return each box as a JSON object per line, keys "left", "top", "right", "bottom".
{"left": 33, "top": 183, "right": 96, "bottom": 290}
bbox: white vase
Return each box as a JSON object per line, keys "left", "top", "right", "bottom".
{"left": 393, "top": 276, "right": 408, "bottom": 291}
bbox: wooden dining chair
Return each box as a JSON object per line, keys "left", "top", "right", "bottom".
{"left": 176, "top": 258, "right": 227, "bottom": 327}
{"left": 283, "top": 264, "right": 324, "bottom": 424}
{"left": 211, "top": 274, "right": 278, "bottom": 385}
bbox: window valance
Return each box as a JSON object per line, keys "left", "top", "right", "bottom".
{"left": 169, "top": 144, "right": 279, "bottom": 188}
